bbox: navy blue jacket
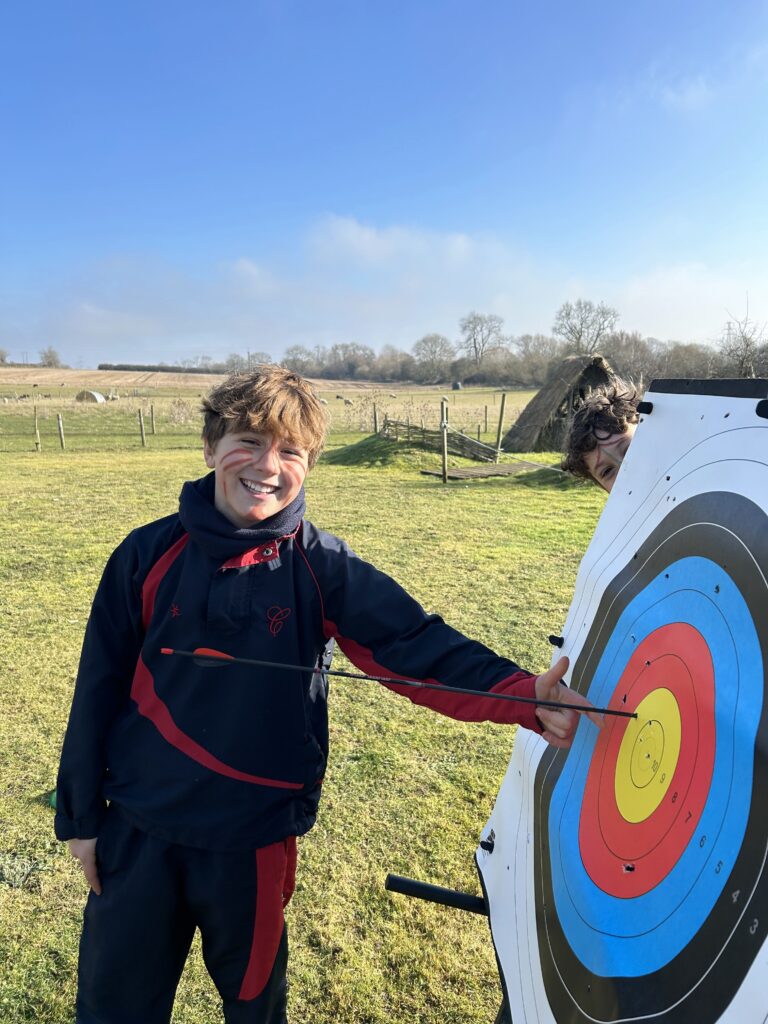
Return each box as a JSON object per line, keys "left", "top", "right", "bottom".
{"left": 55, "top": 475, "right": 541, "bottom": 851}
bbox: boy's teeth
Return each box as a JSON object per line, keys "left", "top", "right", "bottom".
{"left": 241, "top": 479, "right": 276, "bottom": 494}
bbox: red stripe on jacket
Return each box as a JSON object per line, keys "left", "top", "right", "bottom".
{"left": 326, "top": 620, "right": 542, "bottom": 731}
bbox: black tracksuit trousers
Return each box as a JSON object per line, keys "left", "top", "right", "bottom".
{"left": 76, "top": 808, "right": 295, "bottom": 1024}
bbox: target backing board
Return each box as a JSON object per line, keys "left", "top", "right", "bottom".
{"left": 477, "top": 379, "right": 768, "bottom": 1024}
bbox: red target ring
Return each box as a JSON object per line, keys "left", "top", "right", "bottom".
{"left": 579, "top": 623, "right": 716, "bottom": 897}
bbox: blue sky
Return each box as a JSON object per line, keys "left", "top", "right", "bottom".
{"left": 2, "top": 0, "right": 768, "bottom": 366}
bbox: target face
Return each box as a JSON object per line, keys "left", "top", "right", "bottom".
{"left": 478, "top": 381, "right": 768, "bottom": 1024}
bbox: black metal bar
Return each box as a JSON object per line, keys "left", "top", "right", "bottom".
{"left": 385, "top": 873, "right": 488, "bottom": 916}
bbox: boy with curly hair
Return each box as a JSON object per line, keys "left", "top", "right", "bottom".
{"left": 562, "top": 379, "right": 640, "bottom": 492}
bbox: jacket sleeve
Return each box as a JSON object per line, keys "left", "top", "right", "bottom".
{"left": 297, "top": 529, "right": 544, "bottom": 732}
{"left": 54, "top": 537, "right": 144, "bottom": 840}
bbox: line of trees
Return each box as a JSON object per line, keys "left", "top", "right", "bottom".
{"left": 280, "top": 300, "right": 768, "bottom": 386}
{"left": 6, "top": 300, "right": 767, "bottom": 385}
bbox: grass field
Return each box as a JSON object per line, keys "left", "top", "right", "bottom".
{"left": 0, "top": 368, "right": 536, "bottom": 455}
{"left": 0, "top": 405, "right": 605, "bottom": 1023}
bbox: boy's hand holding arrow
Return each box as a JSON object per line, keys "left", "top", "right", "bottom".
{"left": 534, "top": 655, "right": 605, "bottom": 748}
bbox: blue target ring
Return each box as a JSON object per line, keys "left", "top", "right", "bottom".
{"left": 546, "top": 556, "right": 762, "bottom": 976}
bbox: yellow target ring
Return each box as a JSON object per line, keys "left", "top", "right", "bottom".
{"left": 615, "top": 688, "right": 681, "bottom": 823}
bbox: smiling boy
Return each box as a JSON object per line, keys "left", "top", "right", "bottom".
{"left": 56, "top": 365, "right": 599, "bottom": 1024}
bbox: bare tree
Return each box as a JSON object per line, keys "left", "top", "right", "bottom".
{"left": 373, "top": 345, "right": 415, "bottom": 382}
{"left": 458, "top": 312, "right": 504, "bottom": 365}
{"left": 412, "top": 333, "right": 455, "bottom": 381}
{"left": 718, "top": 307, "right": 765, "bottom": 378}
{"left": 283, "top": 346, "right": 314, "bottom": 374}
{"left": 552, "top": 299, "right": 619, "bottom": 355}
{"left": 39, "top": 346, "right": 62, "bottom": 367}
{"left": 511, "top": 334, "right": 566, "bottom": 386}
{"left": 224, "top": 353, "right": 247, "bottom": 372}
{"left": 247, "top": 351, "right": 272, "bottom": 368}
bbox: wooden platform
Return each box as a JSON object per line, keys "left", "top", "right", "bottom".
{"left": 421, "top": 462, "right": 541, "bottom": 480}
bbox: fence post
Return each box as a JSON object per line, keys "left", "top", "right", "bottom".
{"left": 484, "top": 405, "right": 488, "bottom": 433}
{"left": 406, "top": 416, "right": 411, "bottom": 441}
{"left": 35, "top": 430, "right": 42, "bottom": 452}
{"left": 477, "top": 424, "right": 481, "bottom": 441}
{"left": 440, "top": 399, "right": 449, "bottom": 484}
{"left": 150, "top": 403, "right": 156, "bottom": 434}
{"left": 138, "top": 409, "right": 147, "bottom": 447}
{"left": 373, "top": 403, "right": 379, "bottom": 433}
{"left": 494, "top": 392, "right": 507, "bottom": 464}
{"left": 57, "top": 413, "right": 66, "bottom": 450}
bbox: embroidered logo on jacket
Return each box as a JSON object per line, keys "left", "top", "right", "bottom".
{"left": 267, "top": 606, "right": 291, "bottom": 636}
{"left": 170, "top": 603, "right": 181, "bottom": 618}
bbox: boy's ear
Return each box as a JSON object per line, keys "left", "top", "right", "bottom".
{"left": 203, "top": 440, "right": 216, "bottom": 469}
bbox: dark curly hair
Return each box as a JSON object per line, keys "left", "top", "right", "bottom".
{"left": 561, "top": 379, "right": 640, "bottom": 483}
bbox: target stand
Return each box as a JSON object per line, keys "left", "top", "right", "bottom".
{"left": 384, "top": 871, "right": 513, "bottom": 1023}
{"left": 477, "top": 378, "right": 768, "bottom": 1024}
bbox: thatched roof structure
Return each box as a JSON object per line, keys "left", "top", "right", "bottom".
{"left": 502, "top": 354, "right": 615, "bottom": 452}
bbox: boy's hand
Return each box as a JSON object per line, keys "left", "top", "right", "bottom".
{"left": 67, "top": 837, "right": 102, "bottom": 895}
{"left": 534, "top": 656, "right": 604, "bottom": 749}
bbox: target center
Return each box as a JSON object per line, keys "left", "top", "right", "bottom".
{"left": 615, "top": 688, "right": 681, "bottom": 823}
{"left": 630, "top": 720, "right": 665, "bottom": 788}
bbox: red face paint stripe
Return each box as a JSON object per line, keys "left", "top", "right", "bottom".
{"left": 141, "top": 533, "right": 190, "bottom": 630}
{"left": 130, "top": 656, "right": 304, "bottom": 790}
{"left": 238, "top": 839, "right": 290, "bottom": 1000}
{"left": 322, "top": 617, "right": 538, "bottom": 727}
{"left": 219, "top": 450, "right": 257, "bottom": 469}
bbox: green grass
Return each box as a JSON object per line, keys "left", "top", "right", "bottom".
{"left": 0, "top": 442, "right": 604, "bottom": 1024}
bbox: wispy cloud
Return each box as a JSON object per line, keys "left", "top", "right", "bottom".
{"left": 3, "top": 218, "right": 768, "bottom": 364}
{"left": 641, "top": 35, "right": 768, "bottom": 115}
{"left": 656, "top": 74, "right": 714, "bottom": 112}
{"left": 307, "top": 215, "right": 476, "bottom": 269}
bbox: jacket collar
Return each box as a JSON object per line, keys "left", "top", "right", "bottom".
{"left": 178, "top": 472, "right": 305, "bottom": 560}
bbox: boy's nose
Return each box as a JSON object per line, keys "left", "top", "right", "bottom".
{"left": 255, "top": 441, "right": 280, "bottom": 473}
{"left": 600, "top": 446, "right": 625, "bottom": 469}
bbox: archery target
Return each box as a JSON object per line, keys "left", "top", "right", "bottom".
{"left": 478, "top": 381, "right": 768, "bottom": 1024}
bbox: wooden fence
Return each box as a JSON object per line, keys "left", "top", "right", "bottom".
{"left": 380, "top": 416, "right": 499, "bottom": 463}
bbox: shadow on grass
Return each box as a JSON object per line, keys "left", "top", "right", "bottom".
{"left": 517, "top": 467, "right": 584, "bottom": 490}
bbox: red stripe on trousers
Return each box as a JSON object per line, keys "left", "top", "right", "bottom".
{"left": 239, "top": 836, "right": 297, "bottom": 1000}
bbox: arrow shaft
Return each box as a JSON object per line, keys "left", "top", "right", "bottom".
{"left": 160, "top": 647, "right": 637, "bottom": 720}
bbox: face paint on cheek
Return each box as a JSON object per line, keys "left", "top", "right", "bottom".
{"left": 219, "top": 450, "right": 256, "bottom": 471}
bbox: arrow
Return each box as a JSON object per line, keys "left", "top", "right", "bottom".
{"left": 160, "top": 647, "right": 637, "bottom": 720}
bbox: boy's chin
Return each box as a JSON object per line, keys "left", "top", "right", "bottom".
{"left": 239, "top": 499, "right": 284, "bottom": 524}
